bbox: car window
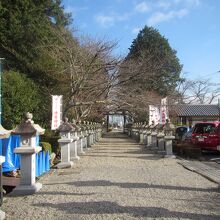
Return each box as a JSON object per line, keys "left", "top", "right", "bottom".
{"left": 215, "top": 125, "right": 220, "bottom": 133}
{"left": 176, "top": 127, "right": 187, "bottom": 134}
{"left": 193, "top": 123, "right": 216, "bottom": 134}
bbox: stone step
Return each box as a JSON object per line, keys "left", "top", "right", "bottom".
{"left": 178, "top": 160, "right": 220, "bottom": 185}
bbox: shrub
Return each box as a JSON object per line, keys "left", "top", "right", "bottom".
{"left": 40, "top": 142, "right": 52, "bottom": 154}
{"left": 2, "top": 71, "right": 42, "bottom": 129}
{"left": 40, "top": 130, "right": 60, "bottom": 155}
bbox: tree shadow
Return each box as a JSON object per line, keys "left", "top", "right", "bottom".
{"left": 33, "top": 201, "right": 220, "bottom": 219}
{"left": 84, "top": 154, "right": 163, "bottom": 160}
{"left": 36, "top": 191, "right": 95, "bottom": 196}
{"left": 45, "top": 180, "right": 219, "bottom": 193}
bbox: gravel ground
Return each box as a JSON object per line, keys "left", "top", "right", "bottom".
{"left": 2, "top": 132, "right": 220, "bottom": 220}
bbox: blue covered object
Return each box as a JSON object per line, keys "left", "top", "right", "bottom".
{"left": 0, "top": 135, "right": 21, "bottom": 172}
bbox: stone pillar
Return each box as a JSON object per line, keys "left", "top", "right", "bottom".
{"left": 70, "top": 130, "right": 80, "bottom": 160}
{"left": 11, "top": 113, "right": 44, "bottom": 195}
{"left": 82, "top": 121, "right": 88, "bottom": 150}
{"left": 57, "top": 118, "right": 74, "bottom": 169}
{"left": 164, "top": 120, "right": 176, "bottom": 158}
{"left": 93, "top": 123, "right": 98, "bottom": 143}
{"left": 151, "top": 131, "right": 158, "bottom": 149}
{"left": 143, "top": 125, "right": 149, "bottom": 145}
{"left": 146, "top": 121, "right": 155, "bottom": 148}
{"left": 90, "top": 123, "right": 95, "bottom": 145}
{"left": 97, "top": 124, "right": 102, "bottom": 141}
{"left": 79, "top": 130, "right": 85, "bottom": 154}
{"left": 86, "top": 122, "right": 92, "bottom": 147}
{"left": 0, "top": 156, "right": 5, "bottom": 219}
{"left": 76, "top": 121, "right": 85, "bottom": 154}
{"left": 138, "top": 123, "right": 143, "bottom": 144}
{"left": 142, "top": 130, "right": 147, "bottom": 145}
{"left": 157, "top": 132, "right": 165, "bottom": 152}
{"left": 146, "top": 130, "right": 152, "bottom": 147}
{"left": 83, "top": 130, "right": 88, "bottom": 149}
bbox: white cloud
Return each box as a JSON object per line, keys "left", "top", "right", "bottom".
{"left": 95, "top": 15, "right": 115, "bottom": 27}
{"left": 157, "top": 0, "right": 172, "bottom": 9}
{"left": 135, "top": 2, "right": 150, "bottom": 13}
{"left": 65, "top": 6, "right": 88, "bottom": 15}
{"left": 117, "top": 12, "right": 132, "bottom": 21}
{"left": 132, "top": 27, "right": 141, "bottom": 34}
{"left": 147, "top": 9, "right": 188, "bottom": 26}
{"left": 95, "top": 12, "right": 132, "bottom": 27}
{"left": 186, "top": 0, "right": 200, "bottom": 7}
{"left": 174, "top": 0, "right": 200, "bottom": 7}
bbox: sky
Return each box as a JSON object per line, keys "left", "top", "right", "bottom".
{"left": 63, "top": 0, "right": 220, "bottom": 82}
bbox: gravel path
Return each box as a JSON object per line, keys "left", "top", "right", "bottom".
{"left": 2, "top": 132, "right": 220, "bottom": 220}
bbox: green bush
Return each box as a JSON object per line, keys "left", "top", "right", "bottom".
{"left": 40, "top": 130, "right": 60, "bottom": 155}
{"left": 2, "top": 71, "right": 42, "bottom": 129}
{"left": 40, "top": 142, "right": 52, "bottom": 154}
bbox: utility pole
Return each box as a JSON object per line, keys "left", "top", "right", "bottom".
{"left": 0, "top": 58, "right": 4, "bottom": 124}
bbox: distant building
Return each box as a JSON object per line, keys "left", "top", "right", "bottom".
{"left": 172, "top": 104, "right": 220, "bottom": 126}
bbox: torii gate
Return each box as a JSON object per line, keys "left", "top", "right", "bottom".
{"left": 106, "top": 110, "right": 132, "bottom": 132}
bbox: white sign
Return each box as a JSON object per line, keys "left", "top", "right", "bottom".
{"left": 160, "top": 97, "right": 168, "bottom": 125}
{"left": 149, "top": 105, "right": 160, "bottom": 125}
{"left": 51, "top": 95, "right": 63, "bottom": 130}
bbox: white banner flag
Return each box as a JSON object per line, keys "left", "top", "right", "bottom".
{"left": 160, "top": 97, "right": 168, "bottom": 125}
{"left": 51, "top": 95, "right": 63, "bottom": 130}
{"left": 149, "top": 105, "right": 160, "bottom": 125}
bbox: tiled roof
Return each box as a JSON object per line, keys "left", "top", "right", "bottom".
{"left": 174, "top": 105, "right": 220, "bottom": 117}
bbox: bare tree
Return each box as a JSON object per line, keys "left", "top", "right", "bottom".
{"left": 173, "top": 79, "right": 220, "bottom": 104}
{"left": 39, "top": 26, "right": 121, "bottom": 121}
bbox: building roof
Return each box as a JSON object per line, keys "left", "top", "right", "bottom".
{"left": 174, "top": 105, "right": 220, "bottom": 117}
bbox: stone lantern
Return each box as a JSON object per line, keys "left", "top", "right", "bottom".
{"left": 139, "top": 122, "right": 146, "bottom": 144}
{"left": 76, "top": 121, "right": 85, "bottom": 154}
{"left": 85, "top": 122, "right": 91, "bottom": 147}
{"left": 151, "top": 122, "right": 158, "bottom": 149}
{"left": 95, "top": 123, "right": 99, "bottom": 143}
{"left": 146, "top": 121, "right": 155, "bottom": 147}
{"left": 143, "top": 123, "right": 149, "bottom": 145}
{"left": 98, "top": 123, "right": 102, "bottom": 141}
{"left": 82, "top": 121, "right": 89, "bottom": 150}
{"left": 88, "top": 122, "right": 94, "bottom": 146}
{"left": 164, "top": 119, "right": 176, "bottom": 158}
{"left": 70, "top": 120, "right": 80, "bottom": 161}
{"left": 78, "top": 121, "right": 85, "bottom": 154}
{"left": 57, "top": 117, "right": 74, "bottom": 169}
{"left": 11, "top": 112, "right": 45, "bottom": 195}
{"left": 95, "top": 123, "right": 100, "bottom": 143}
{"left": 156, "top": 123, "right": 165, "bottom": 152}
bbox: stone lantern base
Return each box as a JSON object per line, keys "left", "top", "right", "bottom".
{"left": 10, "top": 182, "right": 42, "bottom": 196}
{"left": 0, "top": 210, "right": 5, "bottom": 220}
{"left": 57, "top": 161, "right": 74, "bottom": 169}
{"left": 10, "top": 146, "right": 43, "bottom": 196}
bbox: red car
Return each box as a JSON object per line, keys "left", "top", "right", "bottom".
{"left": 191, "top": 122, "right": 220, "bottom": 151}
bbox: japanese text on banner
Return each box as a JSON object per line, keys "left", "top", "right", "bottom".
{"left": 51, "top": 95, "right": 63, "bottom": 130}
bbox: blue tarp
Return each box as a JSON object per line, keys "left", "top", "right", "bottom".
{"left": 1, "top": 135, "right": 20, "bottom": 172}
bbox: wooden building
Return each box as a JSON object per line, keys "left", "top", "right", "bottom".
{"left": 172, "top": 104, "right": 220, "bottom": 126}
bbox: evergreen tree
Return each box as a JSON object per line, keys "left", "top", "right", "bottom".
{"left": 124, "top": 26, "right": 182, "bottom": 95}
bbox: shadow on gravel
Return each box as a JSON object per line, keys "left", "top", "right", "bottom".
{"left": 46, "top": 180, "right": 219, "bottom": 192}
{"left": 84, "top": 154, "right": 162, "bottom": 160}
{"left": 36, "top": 191, "right": 95, "bottom": 196}
{"left": 33, "top": 201, "right": 220, "bottom": 219}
